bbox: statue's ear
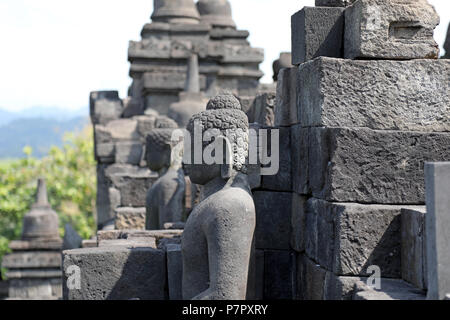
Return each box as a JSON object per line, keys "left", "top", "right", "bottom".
{"left": 220, "top": 136, "right": 233, "bottom": 180}
{"left": 221, "top": 162, "right": 232, "bottom": 179}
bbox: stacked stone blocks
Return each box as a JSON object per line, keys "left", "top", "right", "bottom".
{"left": 287, "top": 0, "right": 448, "bottom": 300}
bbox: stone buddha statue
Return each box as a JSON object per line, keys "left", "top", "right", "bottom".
{"left": 145, "top": 117, "right": 186, "bottom": 230}
{"left": 182, "top": 94, "right": 256, "bottom": 300}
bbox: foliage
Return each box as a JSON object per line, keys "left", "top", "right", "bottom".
{"left": 0, "top": 126, "right": 97, "bottom": 279}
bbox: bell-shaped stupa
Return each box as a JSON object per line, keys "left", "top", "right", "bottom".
{"left": 151, "top": 0, "right": 200, "bottom": 24}
{"left": 196, "top": 0, "right": 236, "bottom": 29}
{"left": 168, "top": 53, "right": 208, "bottom": 127}
{"left": 22, "top": 179, "right": 60, "bottom": 241}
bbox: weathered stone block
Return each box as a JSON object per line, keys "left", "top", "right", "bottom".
{"left": 166, "top": 244, "right": 183, "bottom": 300}
{"left": 9, "top": 278, "right": 62, "bottom": 299}
{"left": 425, "top": 162, "right": 450, "bottom": 300}
{"left": 298, "top": 57, "right": 450, "bottom": 131}
{"left": 106, "top": 119, "right": 140, "bottom": 142}
{"left": 323, "top": 273, "right": 364, "bottom": 300}
{"left": 353, "top": 279, "right": 426, "bottom": 300}
{"left": 247, "top": 92, "right": 275, "bottom": 126}
{"left": 300, "top": 127, "right": 450, "bottom": 204}
{"left": 2, "top": 252, "right": 61, "bottom": 269}
{"left": 90, "top": 91, "right": 123, "bottom": 125}
{"left": 302, "top": 256, "right": 326, "bottom": 300}
{"left": 305, "top": 198, "right": 424, "bottom": 277}
{"left": 291, "top": 125, "right": 308, "bottom": 195}
{"left": 255, "top": 250, "right": 264, "bottom": 300}
{"left": 291, "top": 194, "right": 307, "bottom": 253}
{"left": 98, "top": 239, "right": 156, "bottom": 249}
{"left": 63, "top": 246, "right": 167, "bottom": 300}
{"left": 254, "top": 192, "right": 292, "bottom": 250}
{"left": 63, "top": 224, "right": 83, "bottom": 251}
{"left": 261, "top": 127, "right": 292, "bottom": 192}
{"left": 114, "top": 207, "right": 146, "bottom": 230}
{"left": 291, "top": 7, "right": 344, "bottom": 65}
{"left": 316, "top": 0, "right": 356, "bottom": 6}
{"left": 95, "top": 143, "right": 115, "bottom": 162}
{"left": 274, "top": 68, "right": 298, "bottom": 127}
{"left": 114, "top": 142, "right": 143, "bottom": 165}
{"left": 401, "top": 207, "right": 427, "bottom": 290}
{"left": 8, "top": 239, "right": 62, "bottom": 251}
{"left": 110, "top": 173, "right": 157, "bottom": 207}
{"left": 264, "top": 250, "right": 296, "bottom": 299}
{"left": 345, "top": 0, "right": 440, "bottom": 60}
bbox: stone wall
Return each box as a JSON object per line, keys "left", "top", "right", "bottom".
{"left": 273, "top": 0, "right": 448, "bottom": 300}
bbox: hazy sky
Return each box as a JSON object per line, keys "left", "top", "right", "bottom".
{"left": 0, "top": 0, "right": 448, "bottom": 111}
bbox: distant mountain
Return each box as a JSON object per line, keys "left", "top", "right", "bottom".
{"left": 0, "top": 106, "right": 89, "bottom": 127}
{"left": 0, "top": 117, "right": 90, "bottom": 159}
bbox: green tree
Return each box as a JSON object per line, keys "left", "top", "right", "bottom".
{"left": 0, "top": 126, "right": 97, "bottom": 279}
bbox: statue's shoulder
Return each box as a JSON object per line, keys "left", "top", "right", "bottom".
{"left": 212, "top": 187, "right": 255, "bottom": 213}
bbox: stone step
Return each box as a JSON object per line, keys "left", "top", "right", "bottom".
{"left": 353, "top": 279, "right": 426, "bottom": 300}
{"left": 62, "top": 246, "right": 167, "bottom": 300}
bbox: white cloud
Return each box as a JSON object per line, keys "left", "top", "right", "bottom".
{"left": 0, "top": 0, "right": 448, "bottom": 111}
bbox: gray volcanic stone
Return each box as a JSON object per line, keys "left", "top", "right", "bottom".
{"left": 305, "top": 198, "right": 424, "bottom": 277}
{"left": 114, "top": 207, "right": 146, "bottom": 230}
{"left": 298, "top": 57, "right": 450, "bottom": 131}
{"left": 315, "top": 0, "right": 356, "bottom": 6}
{"left": 345, "top": 0, "right": 440, "bottom": 60}
{"left": 166, "top": 244, "right": 183, "bottom": 300}
{"left": 323, "top": 273, "right": 365, "bottom": 300}
{"left": 62, "top": 246, "right": 167, "bottom": 300}
{"left": 2, "top": 252, "right": 61, "bottom": 269}
{"left": 8, "top": 278, "right": 62, "bottom": 300}
{"left": 110, "top": 173, "right": 157, "bottom": 207}
{"left": 264, "top": 250, "right": 296, "bottom": 300}
{"left": 401, "top": 207, "right": 427, "bottom": 290}
{"left": 254, "top": 191, "right": 292, "bottom": 250}
{"left": 291, "top": 194, "right": 307, "bottom": 253}
{"left": 274, "top": 67, "right": 298, "bottom": 127}
{"left": 300, "top": 255, "right": 326, "bottom": 300}
{"left": 291, "top": 7, "right": 344, "bottom": 65}
{"left": 353, "top": 279, "right": 426, "bottom": 300}
{"left": 63, "top": 224, "right": 83, "bottom": 250}
{"left": 255, "top": 250, "right": 264, "bottom": 300}
{"left": 444, "top": 23, "right": 450, "bottom": 59}
{"left": 261, "top": 127, "right": 292, "bottom": 192}
{"left": 115, "top": 142, "right": 143, "bottom": 165}
{"left": 247, "top": 92, "right": 276, "bottom": 126}
{"left": 105, "top": 119, "right": 140, "bottom": 142}
{"left": 425, "top": 162, "right": 450, "bottom": 300}
{"left": 98, "top": 238, "right": 156, "bottom": 248}
{"left": 301, "top": 127, "right": 450, "bottom": 204}
{"left": 291, "top": 125, "right": 308, "bottom": 195}
{"left": 90, "top": 91, "right": 123, "bottom": 125}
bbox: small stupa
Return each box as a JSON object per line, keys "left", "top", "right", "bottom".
{"left": 196, "top": 0, "right": 236, "bottom": 29}
{"left": 151, "top": 0, "right": 200, "bottom": 24}
{"left": 1, "top": 179, "right": 63, "bottom": 300}
{"left": 168, "top": 53, "right": 208, "bottom": 127}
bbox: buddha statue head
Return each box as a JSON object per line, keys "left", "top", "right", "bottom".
{"left": 146, "top": 116, "right": 180, "bottom": 173}
{"left": 185, "top": 93, "right": 249, "bottom": 185}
